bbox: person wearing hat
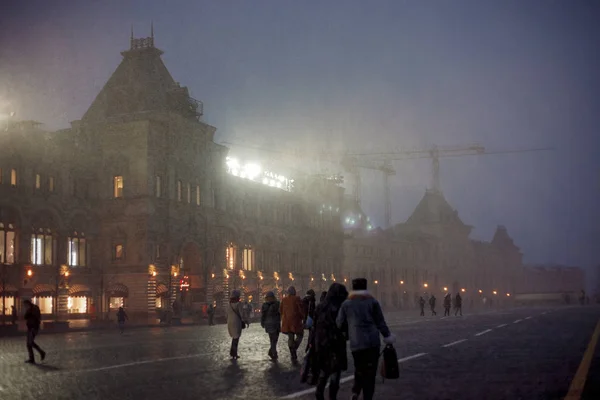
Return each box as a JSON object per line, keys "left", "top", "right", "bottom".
{"left": 226, "top": 289, "right": 247, "bottom": 360}
{"left": 336, "top": 278, "right": 394, "bottom": 400}
{"left": 279, "top": 286, "right": 305, "bottom": 361}
{"left": 260, "top": 291, "right": 281, "bottom": 361}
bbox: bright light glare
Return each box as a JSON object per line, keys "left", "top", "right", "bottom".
{"left": 226, "top": 155, "right": 293, "bottom": 191}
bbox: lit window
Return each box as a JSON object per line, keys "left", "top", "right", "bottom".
{"left": 48, "top": 176, "right": 55, "bottom": 192}
{"left": 0, "top": 222, "right": 16, "bottom": 264}
{"left": 31, "top": 229, "right": 53, "bottom": 265}
{"left": 114, "top": 244, "right": 124, "bottom": 261}
{"left": 10, "top": 169, "right": 17, "bottom": 186}
{"left": 226, "top": 245, "right": 235, "bottom": 270}
{"left": 177, "top": 181, "right": 182, "bottom": 202}
{"left": 113, "top": 176, "right": 124, "bottom": 198}
{"left": 196, "top": 185, "right": 201, "bottom": 206}
{"left": 35, "top": 174, "right": 41, "bottom": 190}
{"left": 68, "top": 234, "right": 86, "bottom": 267}
{"left": 186, "top": 183, "right": 191, "bottom": 203}
{"left": 243, "top": 248, "right": 254, "bottom": 271}
{"left": 155, "top": 175, "right": 161, "bottom": 197}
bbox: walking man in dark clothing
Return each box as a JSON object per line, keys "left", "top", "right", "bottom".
{"left": 23, "top": 299, "right": 46, "bottom": 364}
{"left": 261, "top": 291, "right": 281, "bottom": 361}
{"left": 208, "top": 304, "right": 215, "bottom": 326}
{"left": 454, "top": 293, "right": 463, "bottom": 316}
{"left": 337, "top": 278, "right": 395, "bottom": 400}
{"left": 429, "top": 295, "right": 437, "bottom": 316}
{"left": 443, "top": 293, "right": 451, "bottom": 316}
{"left": 419, "top": 296, "right": 426, "bottom": 316}
{"left": 117, "top": 307, "right": 128, "bottom": 333}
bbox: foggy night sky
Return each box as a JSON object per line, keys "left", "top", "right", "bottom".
{"left": 0, "top": 1, "right": 598, "bottom": 282}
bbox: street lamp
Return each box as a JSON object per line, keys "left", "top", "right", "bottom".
{"left": 423, "top": 283, "right": 428, "bottom": 288}
{"left": 492, "top": 290, "right": 497, "bottom": 295}
{"left": 374, "top": 280, "right": 379, "bottom": 285}
{"left": 461, "top": 288, "right": 466, "bottom": 293}
{"left": 506, "top": 293, "right": 511, "bottom": 297}
{"left": 400, "top": 280, "right": 404, "bottom": 285}
{"left": 443, "top": 287, "right": 448, "bottom": 292}
{"left": 478, "top": 289, "right": 482, "bottom": 294}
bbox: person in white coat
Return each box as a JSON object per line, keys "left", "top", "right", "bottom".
{"left": 227, "top": 289, "right": 247, "bottom": 360}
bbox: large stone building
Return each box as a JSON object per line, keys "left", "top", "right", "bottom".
{"left": 342, "top": 190, "right": 523, "bottom": 309}
{"left": 0, "top": 32, "right": 344, "bottom": 322}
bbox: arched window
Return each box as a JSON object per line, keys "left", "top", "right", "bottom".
{"left": 31, "top": 228, "right": 54, "bottom": 266}
{"left": 0, "top": 222, "right": 16, "bottom": 264}
{"left": 68, "top": 232, "right": 87, "bottom": 267}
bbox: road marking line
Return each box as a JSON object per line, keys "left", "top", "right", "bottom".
{"left": 475, "top": 329, "right": 492, "bottom": 337}
{"left": 497, "top": 324, "right": 507, "bottom": 328}
{"left": 564, "top": 320, "right": 600, "bottom": 400}
{"left": 66, "top": 351, "right": 218, "bottom": 374}
{"left": 279, "top": 352, "right": 428, "bottom": 399}
{"left": 513, "top": 319, "right": 522, "bottom": 324}
{"left": 525, "top": 316, "right": 532, "bottom": 320}
{"left": 442, "top": 339, "right": 467, "bottom": 348}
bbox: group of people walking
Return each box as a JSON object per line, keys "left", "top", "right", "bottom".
{"left": 227, "top": 278, "right": 394, "bottom": 400}
{"left": 419, "top": 292, "right": 462, "bottom": 317}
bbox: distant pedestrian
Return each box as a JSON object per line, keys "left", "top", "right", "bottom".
{"left": 23, "top": 299, "right": 45, "bottom": 364}
{"left": 302, "top": 289, "right": 317, "bottom": 326}
{"left": 208, "top": 304, "right": 215, "bottom": 326}
{"left": 260, "top": 291, "right": 281, "bottom": 361}
{"left": 419, "top": 296, "right": 426, "bottom": 316}
{"left": 337, "top": 278, "right": 394, "bottom": 400}
{"left": 443, "top": 293, "right": 451, "bottom": 316}
{"left": 280, "top": 286, "right": 305, "bottom": 361}
{"left": 312, "top": 283, "right": 349, "bottom": 400}
{"left": 429, "top": 295, "right": 437, "bottom": 316}
{"left": 11, "top": 305, "right": 17, "bottom": 325}
{"left": 117, "top": 307, "right": 128, "bottom": 333}
{"left": 227, "top": 290, "right": 247, "bottom": 360}
{"left": 319, "top": 291, "right": 327, "bottom": 303}
{"left": 454, "top": 293, "right": 463, "bottom": 316}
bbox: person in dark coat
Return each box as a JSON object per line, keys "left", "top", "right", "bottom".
{"left": 261, "top": 291, "right": 281, "bottom": 361}
{"left": 319, "top": 291, "right": 327, "bottom": 303}
{"left": 312, "top": 282, "right": 349, "bottom": 400}
{"left": 302, "top": 289, "right": 317, "bottom": 325}
{"left": 443, "top": 293, "right": 452, "bottom": 316}
{"left": 207, "top": 304, "right": 215, "bottom": 326}
{"left": 23, "top": 299, "right": 45, "bottom": 364}
{"left": 419, "top": 296, "right": 426, "bottom": 316}
{"left": 454, "top": 293, "right": 463, "bottom": 316}
{"left": 429, "top": 295, "right": 437, "bottom": 316}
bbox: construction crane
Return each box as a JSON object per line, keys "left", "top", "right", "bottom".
{"left": 346, "top": 145, "right": 553, "bottom": 227}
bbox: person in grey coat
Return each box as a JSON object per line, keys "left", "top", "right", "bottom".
{"left": 336, "top": 278, "right": 395, "bottom": 400}
{"left": 227, "top": 290, "right": 247, "bottom": 360}
{"left": 261, "top": 291, "right": 281, "bottom": 361}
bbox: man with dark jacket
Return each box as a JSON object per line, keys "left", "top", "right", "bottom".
{"left": 337, "top": 278, "right": 395, "bottom": 400}
{"left": 302, "top": 289, "right": 316, "bottom": 325}
{"left": 261, "top": 291, "right": 281, "bottom": 361}
{"left": 311, "top": 283, "right": 349, "bottom": 400}
{"left": 23, "top": 299, "right": 46, "bottom": 364}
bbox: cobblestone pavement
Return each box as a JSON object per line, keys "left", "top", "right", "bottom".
{"left": 0, "top": 306, "right": 597, "bottom": 400}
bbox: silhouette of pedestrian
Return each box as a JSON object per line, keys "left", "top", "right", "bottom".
{"left": 429, "top": 295, "right": 437, "bottom": 316}
{"left": 454, "top": 293, "right": 463, "bottom": 316}
{"left": 443, "top": 293, "right": 451, "bottom": 316}
{"left": 11, "top": 305, "right": 17, "bottom": 325}
{"left": 419, "top": 296, "right": 425, "bottom": 316}
{"left": 117, "top": 307, "right": 128, "bottom": 333}
{"left": 23, "top": 299, "right": 46, "bottom": 364}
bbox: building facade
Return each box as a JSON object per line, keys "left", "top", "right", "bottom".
{"left": 0, "top": 33, "right": 344, "bottom": 322}
{"left": 342, "top": 190, "right": 523, "bottom": 309}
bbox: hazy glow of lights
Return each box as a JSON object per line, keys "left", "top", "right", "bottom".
{"left": 226, "top": 156, "right": 292, "bottom": 191}
{"left": 423, "top": 283, "right": 428, "bottom": 288}
{"left": 367, "top": 224, "right": 373, "bottom": 230}
{"left": 443, "top": 286, "right": 448, "bottom": 291}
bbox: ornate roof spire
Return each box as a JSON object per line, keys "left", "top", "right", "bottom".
{"left": 129, "top": 23, "right": 155, "bottom": 51}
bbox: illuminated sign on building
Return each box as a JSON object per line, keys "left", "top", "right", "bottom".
{"left": 225, "top": 156, "right": 294, "bottom": 192}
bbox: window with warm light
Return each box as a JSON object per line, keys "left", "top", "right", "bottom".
{"left": 10, "top": 168, "right": 17, "bottom": 186}
{"left": 155, "top": 175, "right": 161, "bottom": 197}
{"left": 68, "top": 233, "right": 86, "bottom": 267}
{"left": 243, "top": 248, "right": 254, "bottom": 271}
{"left": 114, "top": 244, "right": 124, "bottom": 261}
{"left": 35, "top": 174, "right": 41, "bottom": 190}
{"left": 186, "top": 183, "right": 191, "bottom": 203}
{"left": 113, "top": 176, "right": 124, "bottom": 198}
{"left": 177, "top": 180, "right": 182, "bottom": 202}
{"left": 226, "top": 245, "right": 235, "bottom": 270}
{"left": 0, "top": 222, "right": 16, "bottom": 264}
{"left": 48, "top": 176, "right": 55, "bottom": 192}
{"left": 31, "top": 229, "right": 53, "bottom": 265}
{"left": 196, "top": 185, "right": 200, "bottom": 206}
